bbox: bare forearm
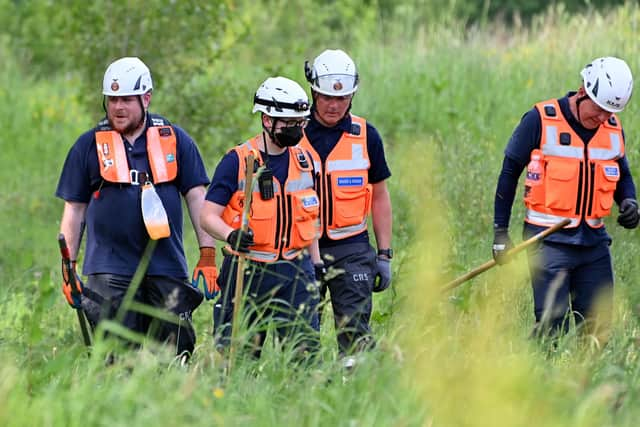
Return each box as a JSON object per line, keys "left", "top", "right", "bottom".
{"left": 185, "top": 186, "right": 217, "bottom": 247}
{"left": 308, "top": 239, "right": 321, "bottom": 264}
{"left": 372, "top": 181, "right": 392, "bottom": 250}
{"left": 200, "top": 200, "right": 233, "bottom": 242}
{"left": 59, "top": 201, "right": 88, "bottom": 260}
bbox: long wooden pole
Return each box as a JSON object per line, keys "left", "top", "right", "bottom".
{"left": 441, "top": 219, "right": 570, "bottom": 293}
{"left": 229, "top": 153, "right": 256, "bottom": 369}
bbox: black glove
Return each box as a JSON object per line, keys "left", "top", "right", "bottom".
{"left": 373, "top": 256, "right": 392, "bottom": 292}
{"left": 226, "top": 227, "right": 255, "bottom": 253}
{"left": 617, "top": 198, "right": 640, "bottom": 229}
{"left": 314, "top": 263, "right": 327, "bottom": 284}
{"left": 492, "top": 227, "right": 514, "bottom": 265}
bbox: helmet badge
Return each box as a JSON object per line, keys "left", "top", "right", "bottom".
{"left": 111, "top": 80, "right": 119, "bottom": 92}
{"left": 333, "top": 81, "right": 343, "bottom": 91}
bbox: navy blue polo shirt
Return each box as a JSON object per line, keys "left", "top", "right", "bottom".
{"left": 206, "top": 142, "right": 292, "bottom": 206}
{"left": 494, "top": 93, "right": 636, "bottom": 246}
{"left": 56, "top": 113, "right": 210, "bottom": 278}
{"left": 304, "top": 109, "right": 391, "bottom": 247}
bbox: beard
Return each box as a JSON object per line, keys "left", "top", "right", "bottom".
{"left": 108, "top": 112, "right": 145, "bottom": 135}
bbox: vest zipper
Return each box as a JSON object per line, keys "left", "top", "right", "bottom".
{"left": 316, "top": 171, "right": 325, "bottom": 234}
{"left": 279, "top": 191, "right": 288, "bottom": 254}
{"left": 326, "top": 173, "right": 334, "bottom": 226}
{"left": 574, "top": 162, "right": 584, "bottom": 216}
{"left": 274, "top": 194, "right": 282, "bottom": 250}
{"left": 285, "top": 194, "right": 293, "bottom": 248}
{"left": 587, "top": 162, "right": 595, "bottom": 216}
{"left": 579, "top": 146, "right": 590, "bottom": 220}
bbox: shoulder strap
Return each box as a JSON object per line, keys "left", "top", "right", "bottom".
{"left": 148, "top": 113, "right": 172, "bottom": 127}
{"left": 291, "top": 147, "right": 312, "bottom": 171}
{"left": 95, "top": 117, "right": 111, "bottom": 131}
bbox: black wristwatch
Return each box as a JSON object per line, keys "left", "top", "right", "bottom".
{"left": 378, "top": 248, "right": 393, "bottom": 259}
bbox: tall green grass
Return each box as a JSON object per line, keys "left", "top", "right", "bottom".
{"left": 3, "top": 3, "right": 640, "bottom": 426}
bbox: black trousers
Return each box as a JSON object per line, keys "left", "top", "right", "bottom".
{"left": 213, "top": 254, "right": 320, "bottom": 358}
{"left": 83, "top": 274, "right": 203, "bottom": 356}
{"left": 526, "top": 237, "right": 613, "bottom": 337}
{"left": 319, "top": 242, "right": 377, "bottom": 355}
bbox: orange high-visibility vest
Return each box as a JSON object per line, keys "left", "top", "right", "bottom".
{"left": 95, "top": 118, "right": 178, "bottom": 184}
{"left": 222, "top": 137, "right": 320, "bottom": 262}
{"left": 524, "top": 99, "right": 624, "bottom": 228}
{"left": 299, "top": 115, "right": 372, "bottom": 240}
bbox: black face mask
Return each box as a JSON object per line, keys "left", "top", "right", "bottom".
{"left": 273, "top": 125, "right": 304, "bottom": 147}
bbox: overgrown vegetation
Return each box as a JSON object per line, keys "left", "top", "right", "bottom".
{"left": 2, "top": 1, "right": 640, "bottom": 426}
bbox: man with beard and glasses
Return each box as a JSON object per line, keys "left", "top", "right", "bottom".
{"left": 56, "top": 57, "right": 215, "bottom": 361}
{"left": 200, "top": 76, "right": 322, "bottom": 361}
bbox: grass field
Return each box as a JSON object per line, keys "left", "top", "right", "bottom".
{"left": 2, "top": 3, "right": 640, "bottom": 426}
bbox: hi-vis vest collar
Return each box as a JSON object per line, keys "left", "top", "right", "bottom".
{"left": 524, "top": 99, "right": 624, "bottom": 228}
{"left": 222, "top": 137, "right": 320, "bottom": 262}
{"left": 95, "top": 115, "right": 178, "bottom": 185}
{"left": 299, "top": 114, "right": 372, "bottom": 240}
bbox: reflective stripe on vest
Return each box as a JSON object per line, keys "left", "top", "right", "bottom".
{"left": 525, "top": 209, "right": 603, "bottom": 228}
{"left": 285, "top": 171, "right": 315, "bottom": 192}
{"left": 326, "top": 143, "right": 370, "bottom": 172}
{"left": 299, "top": 114, "right": 372, "bottom": 240}
{"left": 95, "top": 125, "right": 178, "bottom": 184}
{"left": 222, "top": 137, "right": 320, "bottom": 262}
{"left": 542, "top": 113, "right": 622, "bottom": 160}
{"left": 524, "top": 99, "right": 623, "bottom": 229}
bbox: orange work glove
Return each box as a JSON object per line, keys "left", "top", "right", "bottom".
{"left": 62, "top": 260, "right": 84, "bottom": 308}
{"left": 191, "top": 247, "right": 219, "bottom": 300}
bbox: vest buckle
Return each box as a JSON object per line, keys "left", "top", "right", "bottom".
{"left": 130, "top": 169, "right": 141, "bottom": 186}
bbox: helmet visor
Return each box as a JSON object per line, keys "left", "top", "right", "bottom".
{"left": 313, "top": 74, "right": 357, "bottom": 95}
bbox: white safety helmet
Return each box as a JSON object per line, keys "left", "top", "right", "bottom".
{"left": 252, "top": 76, "right": 310, "bottom": 118}
{"left": 580, "top": 57, "right": 633, "bottom": 113}
{"left": 102, "top": 57, "right": 153, "bottom": 96}
{"left": 305, "top": 49, "right": 359, "bottom": 96}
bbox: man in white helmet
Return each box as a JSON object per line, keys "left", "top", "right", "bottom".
{"left": 492, "top": 57, "right": 638, "bottom": 341}
{"left": 299, "top": 49, "right": 393, "bottom": 357}
{"left": 200, "top": 76, "right": 322, "bottom": 359}
{"left": 56, "top": 57, "right": 216, "bottom": 359}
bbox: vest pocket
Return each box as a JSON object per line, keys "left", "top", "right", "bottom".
{"left": 290, "top": 189, "right": 320, "bottom": 248}
{"left": 593, "top": 161, "right": 619, "bottom": 216}
{"left": 332, "top": 179, "right": 372, "bottom": 228}
{"left": 248, "top": 196, "right": 277, "bottom": 246}
{"left": 545, "top": 160, "right": 580, "bottom": 211}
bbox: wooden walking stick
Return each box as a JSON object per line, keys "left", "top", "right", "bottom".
{"left": 229, "top": 153, "right": 256, "bottom": 369}
{"left": 441, "top": 219, "right": 570, "bottom": 293}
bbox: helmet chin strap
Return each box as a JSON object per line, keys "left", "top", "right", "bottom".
{"left": 137, "top": 95, "right": 148, "bottom": 130}
{"left": 346, "top": 96, "right": 354, "bottom": 117}
{"left": 575, "top": 95, "right": 590, "bottom": 124}
{"left": 138, "top": 95, "right": 145, "bottom": 117}
{"left": 265, "top": 117, "right": 283, "bottom": 149}
{"left": 260, "top": 117, "right": 274, "bottom": 165}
